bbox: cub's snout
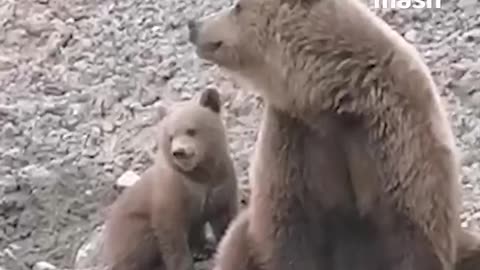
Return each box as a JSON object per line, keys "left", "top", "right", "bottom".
{"left": 171, "top": 139, "right": 195, "bottom": 160}
{"left": 170, "top": 136, "right": 198, "bottom": 171}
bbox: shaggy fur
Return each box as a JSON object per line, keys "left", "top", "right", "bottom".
{"left": 211, "top": 208, "right": 259, "bottom": 270}
{"left": 102, "top": 89, "right": 238, "bottom": 270}
{"left": 188, "top": 0, "right": 468, "bottom": 269}
{"left": 213, "top": 207, "right": 480, "bottom": 270}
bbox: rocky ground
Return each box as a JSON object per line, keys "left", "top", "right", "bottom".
{"left": 0, "top": 0, "right": 479, "bottom": 269}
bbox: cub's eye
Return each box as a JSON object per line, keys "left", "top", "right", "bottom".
{"left": 233, "top": 3, "right": 242, "bottom": 14}
{"left": 186, "top": 128, "right": 196, "bottom": 136}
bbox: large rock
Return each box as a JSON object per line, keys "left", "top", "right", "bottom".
{"left": 74, "top": 225, "right": 106, "bottom": 270}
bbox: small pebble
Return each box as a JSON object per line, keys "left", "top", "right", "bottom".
{"left": 33, "top": 261, "right": 57, "bottom": 270}
{"left": 102, "top": 121, "right": 116, "bottom": 133}
{"left": 180, "top": 91, "right": 193, "bottom": 100}
{"left": 404, "top": 29, "right": 417, "bottom": 42}
{"left": 2, "top": 122, "right": 19, "bottom": 138}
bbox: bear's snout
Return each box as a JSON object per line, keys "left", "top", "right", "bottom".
{"left": 188, "top": 19, "right": 224, "bottom": 53}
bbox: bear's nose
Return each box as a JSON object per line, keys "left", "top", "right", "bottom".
{"left": 172, "top": 148, "right": 193, "bottom": 159}
{"left": 187, "top": 19, "right": 199, "bottom": 43}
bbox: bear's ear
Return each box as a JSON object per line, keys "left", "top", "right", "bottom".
{"left": 199, "top": 88, "right": 221, "bottom": 113}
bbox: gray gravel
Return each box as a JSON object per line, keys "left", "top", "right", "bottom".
{"left": 0, "top": 0, "right": 479, "bottom": 269}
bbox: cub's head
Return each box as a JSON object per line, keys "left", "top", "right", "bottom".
{"left": 160, "top": 89, "right": 227, "bottom": 173}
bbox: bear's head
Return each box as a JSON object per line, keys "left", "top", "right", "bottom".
{"left": 188, "top": 0, "right": 388, "bottom": 115}
{"left": 159, "top": 88, "right": 228, "bottom": 174}
{"left": 188, "top": 0, "right": 280, "bottom": 73}
{"left": 187, "top": 0, "right": 328, "bottom": 110}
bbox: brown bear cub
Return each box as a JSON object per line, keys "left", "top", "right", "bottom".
{"left": 188, "top": 0, "right": 478, "bottom": 269}
{"left": 102, "top": 88, "right": 239, "bottom": 270}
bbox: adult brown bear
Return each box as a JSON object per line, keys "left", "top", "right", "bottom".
{"left": 187, "top": 0, "right": 474, "bottom": 269}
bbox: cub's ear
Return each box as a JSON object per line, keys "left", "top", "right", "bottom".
{"left": 199, "top": 88, "right": 221, "bottom": 113}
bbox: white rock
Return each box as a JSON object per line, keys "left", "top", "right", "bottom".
{"left": 0, "top": 55, "right": 15, "bottom": 71}
{"left": 472, "top": 211, "right": 480, "bottom": 220}
{"left": 33, "top": 261, "right": 56, "bottom": 270}
{"left": 22, "top": 12, "right": 53, "bottom": 35}
{"left": 404, "top": 29, "right": 417, "bottom": 42}
{"left": 0, "top": 1, "right": 14, "bottom": 26}
{"left": 181, "top": 91, "right": 193, "bottom": 100}
{"left": 74, "top": 225, "right": 106, "bottom": 269}
{"left": 116, "top": 170, "right": 141, "bottom": 188}
{"left": 20, "top": 164, "right": 51, "bottom": 180}
{"left": 102, "top": 121, "right": 115, "bottom": 133}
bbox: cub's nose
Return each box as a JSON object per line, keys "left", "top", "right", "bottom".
{"left": 187, "top": 19, "right": 199, "bottom": 43}
{"left": 172, "top": 148, "right": 193, "bottom": 159}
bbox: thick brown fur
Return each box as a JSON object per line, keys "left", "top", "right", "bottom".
{"left": 213, "top": 208, "right": 480, "bottom": 270}
{"left": 188, "top": 0, "right": 467, "bottom": 269}
{"left": 102, "top": 89, "right": 238, "bottom": 270}
{"left": 211, "top": 208, "right": 259, "bottom": 270}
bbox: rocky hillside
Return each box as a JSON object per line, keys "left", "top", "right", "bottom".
{"left": 0, "top": 0, "right": 479, "bottom": 269}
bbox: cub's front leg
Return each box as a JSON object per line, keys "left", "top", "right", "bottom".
{"left": 206, "top": 177, "right": 239, "bottom": 244}
{"left": 151, "top": 202, "right": 195, "bottom": 270}
{"left": 155, "top": 228, "right": 195, "bottom": 270}
{"left": 189, "top": 222, "right": 216, "bottom": 261}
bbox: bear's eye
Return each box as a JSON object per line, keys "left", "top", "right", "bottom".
{"left": 186, "top": 128, "right": 196, "bottom": 137}
{"left": 233, "top": 3, "right": 242, "bottom": 14}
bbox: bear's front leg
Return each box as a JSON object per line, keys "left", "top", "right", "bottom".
{"left": 212, "top": 209, "right": 260, "bottom": 270}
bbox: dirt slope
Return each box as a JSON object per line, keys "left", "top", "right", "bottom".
{"left": 0, "top": 0, "right": 479, "bottom": 268}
